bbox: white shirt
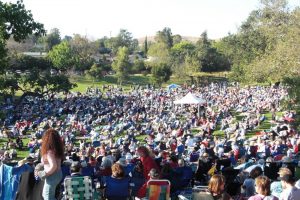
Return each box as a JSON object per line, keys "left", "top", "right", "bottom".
{"left": 280, "top": 186, "right": 300, "bottom": 200}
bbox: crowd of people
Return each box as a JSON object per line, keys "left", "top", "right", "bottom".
{"left": 0, "top": 82, "right": 299, "bottom": 200}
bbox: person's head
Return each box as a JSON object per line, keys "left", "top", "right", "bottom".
{"left": 280, "top": 174, "right": 295, "bottom": 189}
{"left": 208, "top": 174, "right": 226, "bottom": 195}
{"left": 134, "top": 160, "right": 143, "bottom": 173}
{"left": 70, "top": 161, "right": 81, "bottom": 174}
{"left": 41, "top": 128, "right": 64, "bottom": 159}
{"left": 137, "top": 146, "right": 150, "bottom": 157}
{"left": 149, "top": 168, "right": 160, "bottom": 179}
{"left": 111, "top": 163, "right": 125, "bottom": 178}
{"left": 255, "top": 176, "right": 271, "bottom": 196}
{"left": 169, "top": 154, "right": 178, "bottom": 163}
{"left": 250, "top": 166, "right": 263, "bottom": 179}
{"left": 202, "top": 152, "right": 209, "bottom": 161}
{"left": 125, "top": 153, "right": 133, "bottom": 163}
{"left": 101, "top": 157, "right": 112, "bottom": 169}
{"left": 278, "top": 167, "right": 292, "bottom": 179}
{"left": 178, "top": 159, "right": 185, "bottom": 167}
{"left": 161, "top": 163, "right": 173, "bottom": 176}
{"left": 117, "top": 157, "right": 127, "bottom": 167}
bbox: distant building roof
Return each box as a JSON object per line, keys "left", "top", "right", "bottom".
{"left": 22, "top": 52, "right": 47, "bottom": 58}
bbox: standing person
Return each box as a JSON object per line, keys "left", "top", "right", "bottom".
{"left": 35, "top": 129, "right": 64, "bottom": 200}
{"left": 137, "top": 146, "right": 159, "bottom": 180}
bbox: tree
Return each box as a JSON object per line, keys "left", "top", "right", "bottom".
{"left": 0, "top": 0, "right": 45, "bottom": 70}
{"left": 147, "top": 42, "right": 170, "bottom": 63}
{"left": 69, "top": 34, "right": 96, "bottom": 71}
{"left": 43, "top": 28, "right": 61, "bottom": 51}
{"left": 1, "top": 54, "right": 75, "bottom": 99}
{"left": 195, "top": 31, "right": 230, "bottom": 72}
{"left": 226, "top": 0, "right": 300, "bottom": 84}
{"left": 155, "top": 27, "right": 173, "bottom": 49}
{"left": 172, "top": 34, "right": 182, "bottom": 45}
{"left": 85, "top": 63, "right": 102, "bottom": 83}
{"left": 63, "top": 35, "right": 72, "bottom": 42}
{"left": 112, "top": 47, "right": 131, "bottom": 85}
{"left": 131, "top": 58, "right": 146, "bottom": 73}
{"left": 47, "top": 41, "right": 73, "bottom": 71}
{"left": 151, "top": 63, "right": 172, "bottom": 86}
{"left": 170, "top": 41, "right": 197, "bottom": 77}
{"left": 143, "top": 36, "right": 148, "bottom": 56}
{"left": 0, "top": 0, "right": 45, "bottom": 96}
{"left": 6, "top": 34, "right": 42, "bottom": 52}
{"left": 107, "top": 29, "right": 137, "bottom": 54}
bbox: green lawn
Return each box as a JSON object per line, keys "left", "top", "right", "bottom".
{"left": 0, "top": 138, "right": 30, "bottom": 160}
{"left": 3, "top": 73, "right": 298, "bottom": 160}
{"left": 71, "top": 74, "right": 192, "bottom": 93}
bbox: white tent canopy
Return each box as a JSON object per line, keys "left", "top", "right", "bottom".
{"left": 174, "top": 92, "right": 206, "bottom": 105}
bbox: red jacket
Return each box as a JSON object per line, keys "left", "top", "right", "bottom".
{"left": 141, "top": 156, "right": 159, "bottom": 180}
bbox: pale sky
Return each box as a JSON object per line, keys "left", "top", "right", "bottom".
{"left": 3, "top": 0, "right": 300, "bottom": 40}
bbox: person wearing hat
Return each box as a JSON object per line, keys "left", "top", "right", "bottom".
{"left": 125, "top": 153, "right": 135, "bottom": 176}
{"left": 271, "top": 168, "right": 292, "bottom": 198}
{"left": 279, "top": 174, "right": 300, "bottom": 200}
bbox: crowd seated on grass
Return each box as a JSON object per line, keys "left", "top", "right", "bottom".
{"left": 0, "top": 83, "right": 300, "bottom": 199}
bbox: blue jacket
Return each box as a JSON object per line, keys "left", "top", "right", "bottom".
{"left": 0, "top": 164, "right": 33, "bottom": 200}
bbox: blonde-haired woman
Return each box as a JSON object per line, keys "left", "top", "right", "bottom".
{"left": 193, "top": 174, "right": 232, "bottom": 200}
{"left": 248, "top": 176, "right": 278, "bottom": 200}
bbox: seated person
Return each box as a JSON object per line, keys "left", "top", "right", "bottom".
{"left": 69, "top": 161, "right": 82, "bottom": 177}
{"left": 193, "top": 174, "right": 231, "bottom": 200}
{"left": 248, "top": 176, "right": 278, "bottom": 200}
{"left": 104, "top": 163, "right": 131, "bottom": 200}
{"left": 137, "top": 168, "right": 160, "bottom": 199}
{"left": 175, "top": 159, "right": 193, "bottom": 188}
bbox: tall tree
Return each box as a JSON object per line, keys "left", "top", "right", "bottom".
{"left": 170, "top": 41, "right": 197, "bottom": 77}
{"left": 151, "top": 62, "right": 172, "bottom": 86}
{"left": 144, "top": 36, "right": 148, "bottom": 56}
{"left": 47, "top": 41, "right": 73, "bottom": 71}
{"left": 69, "top": 34, "right": 96, "bottom": 71}
{"left": 155, "top": 27, "right": 173, "bottom": 49}
{"left": 0, "top": 0, "right": 45, "bottom": 95}
{"left": 196, "top": 31, "right": 230, "bottom": 72}
{"left": 226, "top": 0, "right": 299, "bottom": 84}
{"left": 172, "top": 34, "right": 182, "bottom": 45}
{"left": 43, "top": 28, "right": 61, "bottom": 51}
{"left": 112, "top": 46, "right": 131, "bottom": 85}
{"left": 107, "top": 29, "right": 137, "bottom": 54}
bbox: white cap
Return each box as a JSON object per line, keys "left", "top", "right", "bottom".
{"left": 125, "top": 153, "right": 133, "bottom": 160}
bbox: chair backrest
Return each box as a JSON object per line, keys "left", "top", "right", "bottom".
{"left": 192, "top": 186, "right": 214, "bottom": 200}
{"left": 146, "top": 179, "right": 171, "bottom": 200}
{"left": 64, "top": 176, "right": 93, "bottom": 200}
{"left": 105, "top": 176, "right": 130, "bottom": 199}
{"left": 81, "top": 166, "right": 95, "bottom": 177}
